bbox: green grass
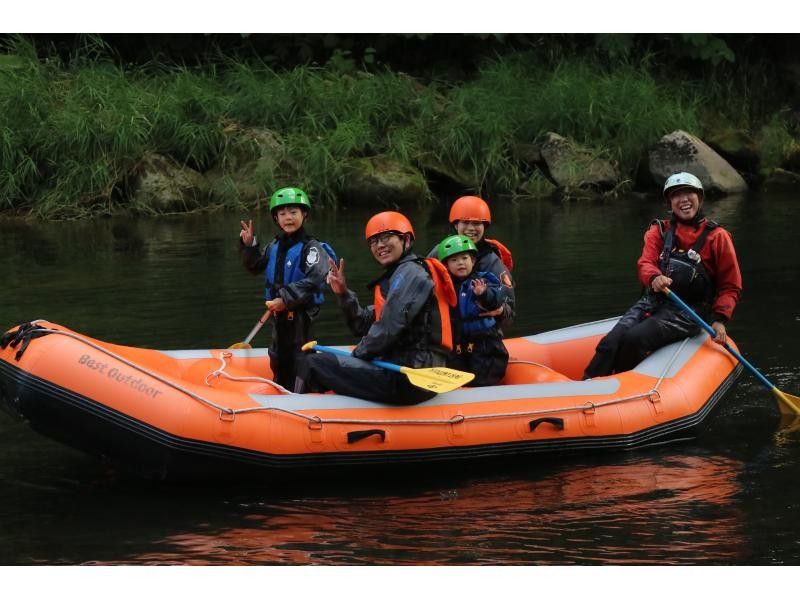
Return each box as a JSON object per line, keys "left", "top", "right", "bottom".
{"left": 0, "top": 37, "right": 793, "bottom": 218}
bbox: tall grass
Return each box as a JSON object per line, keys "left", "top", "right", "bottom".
{"left": 432, "top": 55, "right": 703, "bottom": 189}
{"left": 0, "top": 38, "right": 789, "bottom": 218}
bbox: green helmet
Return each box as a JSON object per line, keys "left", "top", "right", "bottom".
{"left": 438, "top": 234, "right": 478, "bottom": 262}
{"left": 269, "top": 187, "right": 311, "bottom": 213}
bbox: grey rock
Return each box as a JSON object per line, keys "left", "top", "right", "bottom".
{"left": 206, "top": 125, "right": 286, "bottom": 205}
{"left": 129, "top": 152, "right": 209, "bottom": 213}
{"left": 539, "top": 132, "right": 620, "bottom": 191}
{"left": 648, "top": 130, "right": 748, "bottom": 196}
{"left": 342, "top": 156, "right": 430, "bottom": 207}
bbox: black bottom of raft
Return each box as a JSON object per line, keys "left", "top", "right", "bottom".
{"left": 0, "top": 359, "right": 742, "bottom": 481}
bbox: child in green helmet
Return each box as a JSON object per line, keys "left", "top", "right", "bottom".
{"left": 438, "top": 234, "right": 510, "bottom": 386}
{"left": 239, "top": 187, "right": 337, "bottom": 390}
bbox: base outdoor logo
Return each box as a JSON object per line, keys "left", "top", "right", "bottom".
{"left": 78, "top": 354, "right": 163, "bottom": 398}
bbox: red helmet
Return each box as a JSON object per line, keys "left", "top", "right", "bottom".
{"left": 448, "top": 195, "right": 491, "bottom": 224}
{"left": 365, "top": 211, "right": 415, "bottom": 241}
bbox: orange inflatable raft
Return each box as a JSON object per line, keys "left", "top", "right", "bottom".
{"left": 0, "top": 318, "right": 742, "bottom": 479}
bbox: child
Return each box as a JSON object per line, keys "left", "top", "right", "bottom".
{"left": 239, "top": 186, "right": 336, "bottom": 389}
{"left": 438, "top": 234, "right": 510, "bottom": 387}
{"left": 429, "top": 195, "right": 515, "bottom": 327}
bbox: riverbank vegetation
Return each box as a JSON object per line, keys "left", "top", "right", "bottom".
{"left": 1, "top": 34, "right": 798, "bottom": 218}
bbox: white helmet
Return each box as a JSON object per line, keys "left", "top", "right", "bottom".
{"left": 663, "top": 172, "right": 704, "bottom": 198}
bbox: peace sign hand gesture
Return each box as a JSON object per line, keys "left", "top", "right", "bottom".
{"left": 240, "top": 220, "right": 255, "bottom": 246}
{"left": 327, "top": 258, "right": 348, "bottom": 295}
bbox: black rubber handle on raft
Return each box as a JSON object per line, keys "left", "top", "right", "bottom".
{"left": 0, "top": 323, "right": 51, "bottom": 361}
{"left": 529, "top": 417, "right": 564, "bottom": 432}
{"left": 347, "top": 429, "right": 386, "bottom": 444}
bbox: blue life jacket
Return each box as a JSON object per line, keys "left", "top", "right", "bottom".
{"left": 265, "top": 239, "right": 337, "bottom": 305}
{"left": 458, "top": 271, "right": 501, "bottom": 337}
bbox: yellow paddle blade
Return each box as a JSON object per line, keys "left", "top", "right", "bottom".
{"left": 400, "top": 366, "right": 475, "bottom": 393}
{"left": 228, "top": 342, "right": 253, "bottom": 350}
{"left": 773, "top": 388, "right": 800, "bottom": 416}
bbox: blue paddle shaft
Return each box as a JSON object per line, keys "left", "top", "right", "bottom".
{"left": 310, "top": 344, "right": 403, "bottom": 373}
{"left": 665, "top": 289, "right": 775, "bottom": 390}
{"left": 665, "top": 289, "right": 717, "bottom": 337}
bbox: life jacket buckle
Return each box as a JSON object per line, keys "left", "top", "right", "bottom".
{"left": 287, "top": 311, "right": 294, "bottom": 321}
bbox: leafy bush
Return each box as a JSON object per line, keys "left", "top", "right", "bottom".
{"left": 0, "top": 35, "right": 795, "bottom": 218}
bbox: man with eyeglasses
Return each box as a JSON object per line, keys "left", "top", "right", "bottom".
{"left": 294, "top": 211, "right": 456, "bottom": 404}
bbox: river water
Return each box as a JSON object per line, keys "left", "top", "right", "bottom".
{"left": 1, "top": 193, "right": 799, "bottom": 566}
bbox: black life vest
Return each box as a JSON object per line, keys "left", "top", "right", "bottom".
{"left": 369, "top": 257, "right": 456, "bottom": 352}
{"left": 653, "top": 218, "right": 718, "bottom": 304}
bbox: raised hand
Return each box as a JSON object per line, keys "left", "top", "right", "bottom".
{"left": 327, "top": 257, "right": 348, "bottom": 295}
{"left": 240, "top": 219, "right": 255, "bottom": 246}
{"left": 471, "top": 278, "right": 487, "bottom": 296}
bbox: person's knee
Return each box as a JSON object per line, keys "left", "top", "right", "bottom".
{"left": 293, "top": 352, "right": 330, "bottom": 392}
{"left": 627, "top": 317, "right": 682, "bottom": 354}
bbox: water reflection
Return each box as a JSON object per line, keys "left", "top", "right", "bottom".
{"left": 3, "top": 194, "right": 800, "bottom": 565}
{"left": 115, "top": 454, "right": 745, "bottom": 565}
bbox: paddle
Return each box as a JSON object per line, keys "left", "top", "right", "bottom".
{"left": 301, "top": 341, "right": 475, "bottom": 393}
{"left": 664, "top": 288, "right": 800, "bottom": 416}
{"left": 229, "top": 305, "right": 271, "bottom": 350}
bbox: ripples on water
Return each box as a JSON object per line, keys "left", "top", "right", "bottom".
{"left": 2, "top": 195, "right": 800, "bottom": 566}
{"left": 99, "top": 454, "right": 743, "bottom": 566}
{"left": 0, "top": 445, "right": 763, "bottom": 566}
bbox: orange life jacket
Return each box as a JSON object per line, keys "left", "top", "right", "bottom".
{"left": 373, "top": 258, "right": 456, "bottom": 350}
{"left": 485, "top": 238, "right": 514, "bottom": 271}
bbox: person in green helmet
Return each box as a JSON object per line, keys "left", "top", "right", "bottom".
{"left": 239, "top": 187, "right": 337, "bottom": 389}
{"left": 428, "top": 195, "right": 516, "bottom": 329}
{"left": 438, "top": 234, "right": 511, "bottom": 386}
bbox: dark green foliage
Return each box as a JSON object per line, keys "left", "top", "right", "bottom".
{"left": 0, "top": 34, "right": 796, "bottom": 218}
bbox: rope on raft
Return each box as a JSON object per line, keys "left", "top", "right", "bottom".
{"left": 10, "top": 320, "right": 689, "bottom": 428}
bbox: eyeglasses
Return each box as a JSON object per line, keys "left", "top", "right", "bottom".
{"left": 367, "top": 232, "right": 399, "bottom": 247}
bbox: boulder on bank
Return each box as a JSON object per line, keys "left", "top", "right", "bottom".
{"left": 539, "top": 133, "right": 621, "bottom": 192}
{"left": 128, "top": 152, "right": 210, "bottom": 213}
{"left": 418, "top": 156, "right": 481, "bottom": 193}
{"left": 342, "top": 156, "right": 430, "bottom": 207}
{"left": 206, "top": 124, "right": 285, "bottom": 205}
{"left": 648, "top": 130, "right": 748, "bottom": 196}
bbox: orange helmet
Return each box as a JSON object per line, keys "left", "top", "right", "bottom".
{"left": 365, "top": 211, "right": 415, "bottom": 241}
{"left": 448, "top": 195, "right": 491, "bottom": 224}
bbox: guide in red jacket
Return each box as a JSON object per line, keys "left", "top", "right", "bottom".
{"left": 583, "top": 172, "right": 743, "bottom": 378}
